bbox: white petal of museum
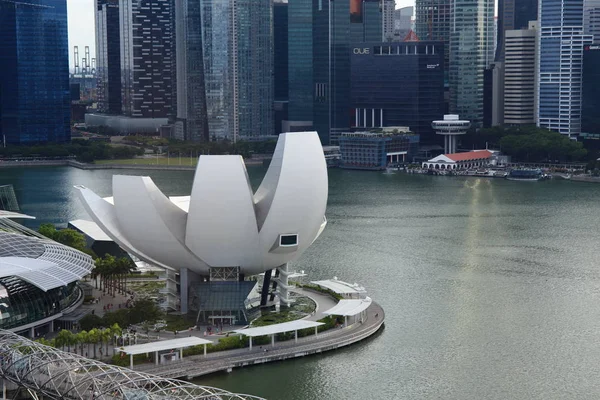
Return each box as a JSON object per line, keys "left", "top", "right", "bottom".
{"left": 75, "top": 132, "right": 328, "bottom": 276}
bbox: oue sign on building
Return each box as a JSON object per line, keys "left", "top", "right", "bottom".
{"left": 353, "top": 48, "right": 370, "bottom": 55}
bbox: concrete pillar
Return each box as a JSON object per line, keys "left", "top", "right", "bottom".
{"left": 49, "top": 320, "right": 54, "bottom": 333}
{"left": 204, "top": 344, "right": 207, "bottom": 356}
{"left": 294, "top": 330, "right": 298, "bottom": 343}
{"left": 180, "top": 348, "right": 183, "bottom": 360}
{"left": 180, "top": 268, "right": 189, "bottom": 314}
{"left": 2, "top": 379, "right": 6, "bottom": 400}
{"left": 344, "top": 316, "right": 348, "bottom": 327}
{"left": 155, "top": 351, "right": 159, "bottom": 365}
{"left": 130, "top": 354, "right": 133, "bottom": 369}
{"left": 30, "top": 327, "right": 34, "bottom": 338}
{"left": 271, "top": 334, "right": 275, "bottom": 347}
{"left": 314, "top": 326, "right": 318, "bottom": 337}
{"left": 249, "top": 337, "right": 253, "bottom": 351}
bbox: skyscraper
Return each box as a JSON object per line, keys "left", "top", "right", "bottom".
{"left": 415, "top": 0, "right": 450, "bottom": 69}
{"left": 581, "top": 45, "right": 600, "bottom": 134}
{"left": 394, "top": 6, "right": 413, "bottom": 40}
{"left": 495, "top": 0, "right": 537, "bottom": 61}
{"left": 273, "top": 0, "right": 289, "bottom": 134}
{"left": 120, "top": 0, "right": 173, "bottom": 119}
{"left": 287, "top": 0, "right": 382, "bottom": 144}
{"left": 174, "top": 0, "right": 209, "bottom": 141}
{"left": 503, "top": 23, "right": 537, "bottom": 125}
{"left": 95, "top": 0, "right": 122, "bottom": 115}
{"left": 449, "top": 0, "right": 494, "bottom": 126}
{"left": 537, "top": 0, "right": 592, "bottom": 137}
{"left": 382, "top": 0, "right": 396, "bottom": 41}
{"left": 584, "top": 0, "right": 600, "bottom": 43}
{"left": 196, "top": 0, "right": 273, "bottom": 141}
{"left": 0, "top": 0, "right": 70, "bottom": 144}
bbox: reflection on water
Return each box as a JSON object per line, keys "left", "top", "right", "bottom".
{"left": 2, "top": 167, "right": 600, "bottom": 399}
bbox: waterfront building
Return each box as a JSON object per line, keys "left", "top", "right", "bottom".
{"left": 449, "top": 0, "right": 495, "bottom": 127}
{"left": 537, "top": 0, "right": 592, "bottom": 137}
{"left": 503, "top": 23, "right": 537, "bottom": 125}
{"left": 0, "top": 0, "right": 70, "bottom": 144}
{"left": 95, "top": 0, "right": 121, "bottom": 115}
{"left": 422, "top": 149, "right": 492, "bottom": 170}
{"left": 495, "top": 0, "right": 538, "bottom": 62}
{"left": 350, "top": 41, "right": 444, "bottom": 144}
{"left": 287, "top": 0, "right": 382, "bottom": 144}
{"left": 432, "top": 114, "right": 470, "bottom": 154}
{"left": 483, "top": 62, "right": 505, "bottom": 127}
{"left": 0, "top": 211, "right": 94, "bottom": 336}
{"left": 581, "top": 45, "right": 600, "bottom": 136}
{"left": 338, "top": 130, "right": 420, "bottom": 170}
{"left": 584, "top": 0, "right": 600, "bottom": 43}
{"left": 274, "top": 0, "right": 289, "bottom": 134}
{"left": 76, "top": 132, "right": 328, "bottom": 320}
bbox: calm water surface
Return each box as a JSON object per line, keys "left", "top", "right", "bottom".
{"left": 2, "top": 166, "right": 600, "bottom": 399}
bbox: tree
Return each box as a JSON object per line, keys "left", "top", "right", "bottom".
{"left": 80, "top": 313, "right": 103, "bottom": 331}
{"left": 88, "top": 328, "right": 100, "bottom": 359}
{"left": 38, "top": 224, "right": 88, "bottom": 253}
{"left": 128, "top": 298, "right": 162, "bottom": 325}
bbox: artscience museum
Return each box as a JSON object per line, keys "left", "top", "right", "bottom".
{"left": 76, "top": 132, "right": 328, "bottom": 322}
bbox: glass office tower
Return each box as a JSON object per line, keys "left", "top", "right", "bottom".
{"left": 495, "top": 0, "right": 537, "bottom": 61}
{"left": 449, "top": 0, "right": 494, "bottom": 127}
{"left": 196, "top": 0, "right": 273, "bottom": 141}
{"left": 537, "top": 0, "right": 592, "bottom": 137}
{"left": 95, "top": 0, "right": 122, "bottom": 115}
{"left": 0, "top": 0, "right": 70, "bottom": 144}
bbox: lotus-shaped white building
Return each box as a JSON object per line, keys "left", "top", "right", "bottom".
{"left": 75, "top": 132, "right": 328, "bottom": 313}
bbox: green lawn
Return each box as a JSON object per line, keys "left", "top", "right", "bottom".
{"left": 95, "top": 157, "right": 198, "bottom": 166}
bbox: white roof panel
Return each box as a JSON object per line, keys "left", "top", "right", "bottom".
{"left": 311, "top": 279, "right": 366, "bottom": 295}
{"left": 322, "top": 297, "right": 372, "bottom": 317}
{"left": 69, "top": 219, "right": 112, "bottom": 241}
{"left": 233, "top": 320, "right": 324, "bottom": 337}
{"left": 0, "top": 211, "right": 35, "bottom": 219}
{"left": 116, "top": 337, "right": 212, "bottom": 355}
{"left": 169, "top": 196, "right": 190, "bottom": 212}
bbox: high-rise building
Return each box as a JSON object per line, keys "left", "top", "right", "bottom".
{"left": 449, "top": 0, "right": 494, "bottom": 127}
{"left": 382, "top": 0, "right": 396, "bottom": 41}
{"left": 287, "top": 0, "right": 382, "bottom": 144}
{"left": 584, "top": 0, "right": 600, "bottom": 43}
{"left": 120, "top": 0, "right": 173, "bottom": 119}
{"left": 503, "top": 23, "right": 536, "bottom": 125}
{"left": 195, "top": 0, "right": 273, "bottom": 141}
{"left": 393, "top": 6, "right": 413, "bottom": 41}
{"left": 415, "top": 0, "right": 450, "bottom": 69}
{"left": 0, "top": 0, "right": 70, "bottom": 144}
{"left": 285, "top": 0, "right": 314, "bottom": 133}
{"left": 350, "top": 41, "right": 444, "bottom": 144}
{"left": 95, "top": 0, "right": 121, "bottom": 115}
{"left": 495, "top": 0, "right": 537, "bottom": 61}
{"left": 537, "top": 0, "right": 592, "bottom": 137}
{"left": 581, "top": 45, "right": 600, "bottom": 135}
{"left": 274, "top": 0, "right": 289, "bottom": 134}
{"left": 174, "top": 0, "right": 209, "bottom": 141}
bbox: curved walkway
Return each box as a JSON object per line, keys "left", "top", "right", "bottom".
{"left": 135, "top": 301, "right": 385, "bottom": 379}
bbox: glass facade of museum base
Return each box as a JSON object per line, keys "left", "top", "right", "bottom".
{"left": 191, "top": 281, "right": 257, "bottom": 325}
{"left": 0, "top": 278, "right": 80, "bottom": 330}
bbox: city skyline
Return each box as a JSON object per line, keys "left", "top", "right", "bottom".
{"left": 66, "top": 0, "right": 416, "bottom": 69}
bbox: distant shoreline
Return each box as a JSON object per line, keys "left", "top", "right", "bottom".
{"left": 0, "top": 158, "right": 268, "bottom": 171}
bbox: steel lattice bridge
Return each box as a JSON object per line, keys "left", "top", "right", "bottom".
{"left": 0, "top": 330, "right": 265, "bottom": 400}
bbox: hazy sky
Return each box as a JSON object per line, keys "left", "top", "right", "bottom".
{"left": 67, "top": 0, "right": 416, "bottom": 70}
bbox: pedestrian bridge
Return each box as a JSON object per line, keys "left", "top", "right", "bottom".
{"left": 0, "top": 330, "right": 264, "bottom": 400}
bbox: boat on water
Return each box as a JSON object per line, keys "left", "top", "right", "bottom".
{"left": 506, "top": 169, "right": 548, "bottom": 181}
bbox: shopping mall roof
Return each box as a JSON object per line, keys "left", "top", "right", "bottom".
{"left": 116, "top": 337, "right": 212, "bottom": 355}
{"left": 0, "top": 210, "right": 34, "bottom": 219}
{"left": 311, "top": 279, "right": 366, "bottom": 295}
{"left": 323, "top": 297, "right": 372, "bottom": 317}
{"left": 0, "top": 231, "right": 95, "bottom": 291}
{"left": 69, "top": 219, "right": 112, "bottom": 241}
{"left": 233, "top": 320, "right": 324, "bottom": 337}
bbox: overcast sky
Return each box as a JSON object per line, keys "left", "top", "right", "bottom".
{"left": 67, "top": 0, "right": 416, "bottom": 70}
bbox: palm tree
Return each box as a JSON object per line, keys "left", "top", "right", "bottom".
{"left": 101, "top": 328, "right": 112, "bottom": 356}
{"left": 111, "top": 323, "right": 122, "bottom": 355}
{"left": 88, "top": 328, "right": 100, "bottom": 359}
{"left": 56, "top": 330, "right": 73, "bottom": 352}
{"left": 77, "top": 331, "right": 88, "bottom": 356}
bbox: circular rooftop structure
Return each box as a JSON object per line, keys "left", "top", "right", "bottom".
{"left": 432, "top": 114, "right": 471, "bottom": 154}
